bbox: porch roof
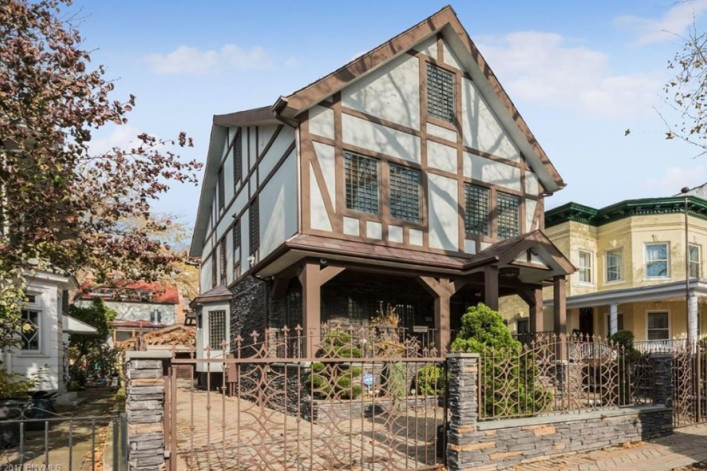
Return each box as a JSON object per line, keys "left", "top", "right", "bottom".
{"left": 544, "top": 279, "right": 707, "bottom": 310}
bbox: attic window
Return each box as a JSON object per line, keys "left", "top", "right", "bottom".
{"left": 427, "top": 63, "right": 455, "bottom": 123}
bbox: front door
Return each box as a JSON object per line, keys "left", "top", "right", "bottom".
{"left": 579, "top": 307, "right": 594, "bottom": 337}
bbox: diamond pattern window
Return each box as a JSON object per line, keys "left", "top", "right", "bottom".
{"left": 209, "top": 310, "right": 227, "bottom": 350}
{"left": 427, "top": 63, "right": 455, "bottom": 122}
{"left": 497, "top": 192, "right": 520, "bottom": 239}
{"left": 345, "top": 152, "right": 379, "bottom": 214}
{"left": 464, "top": 184, "right": 490, "bottom": 236}
{"left": 389, "top": 163, "right": 420, "bottom": 222}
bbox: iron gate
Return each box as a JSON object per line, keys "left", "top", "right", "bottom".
{"left": 165, "top": 328, "right": 447, "bottom": 470}
{"left": 673, "top": 343, "right": 707, "bottom": 427}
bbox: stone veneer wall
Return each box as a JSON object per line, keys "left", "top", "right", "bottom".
{"left": 126, "top": 352, "right": 169, "bottom": 471}
{"left": 230, "top": 275, "right": 267, "bottom": 344}
{"left": 446, "top": 353, "right": 673, "bottom": 470}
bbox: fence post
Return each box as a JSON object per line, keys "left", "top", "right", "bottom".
{"left": 446, "top": 353, "right": 479, "bottom": 471}
{"left": 125, "top": 351, "right": 171, "bottom": 471}
{"left": 650, "top": 352, "right": 673, "bottom": 406}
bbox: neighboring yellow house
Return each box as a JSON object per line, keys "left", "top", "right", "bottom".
{"left": 536, "top": 196, "right": 707, "bottom": 349}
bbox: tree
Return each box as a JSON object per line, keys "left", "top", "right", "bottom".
{"left": 0, "top": 0, "right": 202, "bottom": 349}
{"left": 663, "top": 21, "right": 707, "bottom": 155}
{"left": 66, "top": 298, "right": 116, "bottom": 386}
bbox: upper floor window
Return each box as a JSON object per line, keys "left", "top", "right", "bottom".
{"left": 689, "top": 244, "right": 700, "bottom": 278}
{"left": 427, "top": 63, "right": 455, "bottom": 122}
{"left": 606, "top": 249, "right": 623, "bottom": 282}
{"left": 345, "top": 152, "right": 379, "bottom": 214}
{"left": 233, "top": 219, "right": 241, "bottom": 276}
{"left": 389, "top": 163, "right": 420, "bottom": 223}
{"left": 645, "top": 243, "right": 669, "bottom": 278}
{"left": 233, "top": 129, "right": 243, "bottom": 183}
{"left": 464, "top": 184, "right": 490, "bottom": 236}
{"left": 217, "top": 167, "right": 225, "bottom": 211}
{"left": 20, "top": 308, "right": 40, "bottom": 351}
{"left": 249, "top": 198, "right": 259, "bottom": 255}
{"left": 497, "top": 192, "right": 520, "bottom": 240}
{"left": 578, "top": 251, "right": 593, "bottom": 284}
{"left": 219, "top": 238, "right": 227, "bottom": 283}
{"left": 209, "top": 310, "right": 227, "bottom": 350}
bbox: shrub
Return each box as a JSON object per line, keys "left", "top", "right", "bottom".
{"left": 0, "top": 369, "right": 34, "bottom": 399}
{"left": 415, "top": 365, "right": 445, "bottom": 395}
{"left": 308, "top": 330, "right": 363, "bottom": 400}
{"left": 451, "top": 303, "right": 551, "bottom": 417}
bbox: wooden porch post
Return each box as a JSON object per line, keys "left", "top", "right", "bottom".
{"left": 297, "top": 262, "right": 345, "bottom": 358}
{"left": 419, "top": 277, "right": 456, "bottom": 354}
{"left": 553, "top": 275, "right": 567, "bottom": 360}
{"left": 530, "top": 288, "right": 544, "bottom": 334}
{"left": 483, "top": 265, "right": 499, "bottom": 311}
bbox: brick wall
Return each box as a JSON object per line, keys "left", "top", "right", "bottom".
{"left": 446, "top": 353, "right": 673, "bottom": 470}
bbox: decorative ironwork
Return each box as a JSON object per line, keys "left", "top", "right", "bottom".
{"left": 672, "top": 343, "right": 707, "bottom": 427}
{"left": 169, "top": 327, "right": 446, "bottom": 470}
{"left": 477, "top": 334, "right": 652, "bottom": 420}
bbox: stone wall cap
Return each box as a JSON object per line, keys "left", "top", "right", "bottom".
{"left": 476, "top": 405, "right": 668, "bottom": 431}
{"left": 126, "top": 351, "right": 173, "bottom": 360}
{"left": 446, "top": 352, "right": 480, "bottom": 358}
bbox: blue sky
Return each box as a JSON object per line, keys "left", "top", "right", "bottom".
{"left": 69, "top": 0, "right": 707, "bottom": 224}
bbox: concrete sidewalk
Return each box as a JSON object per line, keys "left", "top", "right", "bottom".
{"left": 511, "top": 424, "right": 707, "bottom": 471}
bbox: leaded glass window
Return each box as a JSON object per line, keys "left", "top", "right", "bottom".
{"left": 209, "top": 310, "right": 227, "bottom": 349}
{"left": 427, "top": 63, "right": 455, "bottom": 122}
{"left": 464, "top": 184, "right": 490, "bottom": 235}
{"left": 250, "top": 198, "right": 259, "bottom": 253}
{"left": 233, "top": 129, "right": 243, "bottom": 182}
{"left": 219, "top": 238, "right": 227, "bottom": 283}
{"left": 497, "top": 192, "right": 520, "bottom": 239}
{"left": 20, "top": 309, "right": 39, "bottom": 351}
{"left": 345, "top": 152, "right": 379, "bottom": 214}
{"left": 389, "top": 164, "right": 420, "bottom": 222}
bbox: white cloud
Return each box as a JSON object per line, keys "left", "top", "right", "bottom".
{"left": 89, "top": 124, "right": 141, "bottom": 155}
{"left": 479, "top": 32, "right": 661, "bottom": 118}
{"left": 642, "top": 165, "right": 707, "bottom": 195}
{"left": 615, "top": 0, "right": 707, "bottom": 45}
{"left": 145, "top": 44, "right": 272, "bottom": 75}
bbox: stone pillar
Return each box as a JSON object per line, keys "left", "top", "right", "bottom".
{"left": 446, "top": 353, "right": 479, "bottom": 470}
{"left": 650, "top": 352, "right": 674, "bottom": 406}
{"left": 609, "top": 303, "right": 618, "bottom": 336}
{"left": 126, "top": 351, "right": 170, "bottom": 471}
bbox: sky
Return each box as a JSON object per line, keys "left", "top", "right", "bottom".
{"left": 67, "top": 0, "right": 707, "bottom": 225}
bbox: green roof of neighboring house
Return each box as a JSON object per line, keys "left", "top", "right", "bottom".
{"left": 545, "top": 196, "right": 707, "bottom": 228}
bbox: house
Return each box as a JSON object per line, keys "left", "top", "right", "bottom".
{"left": 2, "top": 270, "right": 97, "bottom": 392}
{"left": 189, "top": 6, "right": 575, "bottom": 363}
{"left": 75, "top": 281, "right": 182, "bottom": 344}
{"left": 541, "top": 195, "right": 707, "bottom": 349}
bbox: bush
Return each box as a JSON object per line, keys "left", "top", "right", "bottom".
{"left": 0, "top": 369, "right": 34, "bottom": 399}
{"left": 415, "top": 365, "right": 445, "bottom": 395}
{"left": 451, "top": 303, "right": 551, "bottom": 417}
{"left": 308, "top": 330, "right": 363, "bottom": 400}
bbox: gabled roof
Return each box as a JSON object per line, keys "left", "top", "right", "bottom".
{"left": 273, "top": 5, "right": 564, "bottom": 192}
{"left": 190, "top": 5, "right": 566, "bottom": 257}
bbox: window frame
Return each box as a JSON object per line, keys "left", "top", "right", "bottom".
{"left": 645, "top": 242, "right": 670, "bottom": 279}
{"left": 689, "top": 243, "right": 700, "bottom": 279}
{"left": 426, "top": 62, "right": 456, "bottom": 123}
{"left": 388, "top": 163, "right": 421, "bottom": 223}
{"left": 605, "top": 248, "right": 623, "bottom": 283}
{"left": 208, "top": 310, "right": 227, "bottom": 350}
{"left": 344, "top": 152, "right": 380, "bottom": 215}
{"left": 464, "top": 183, "right": 490, "bottom": 237}
{"left": 646, "top": 311, "right": 670, "bottom": 340}
{"left": 496, "top": 192, "right": 521, "bottom": 240}
{"left": 578, "top": 250, "right": 593, "bottom": 284}
{"left": 20, "top": 294, "right": 42, "bottom": 353}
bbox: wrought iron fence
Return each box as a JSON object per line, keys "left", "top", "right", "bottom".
{"left": 170, "top": 326, "right": 447, "bottom": 470}
{"left": 477, "top": 334, "right": 655, "bottom": 421}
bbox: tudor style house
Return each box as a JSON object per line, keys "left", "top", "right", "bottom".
{"left": 542, "top": 195, "right": 707, "bottom": 349}
{"left": 189, "top": 6, "right": 574, "bottom": 361}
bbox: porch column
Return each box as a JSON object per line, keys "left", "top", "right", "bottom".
{"left": 297, "top": 262, "right": 345, "bottom": 358}
{"left": 483, "top": 265, "right": 499, "bottom": 311}
{"left": 553, "top": 275, "right": 567, "bottom": 360}
{"left": 530, "top": 288, "right": 544, "bottom": 333}
{"left": 609, "top": 303, "right": 618, "bottom": 336}
{"left": 419, "top": 277, "right": 456, "bottom": 354}
{"left": 689, "top": 292, "right": 698, "bottom": 345}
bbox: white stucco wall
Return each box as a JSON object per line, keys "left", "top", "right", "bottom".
{"left": 260, "top": 153, "right": 299, "bottom": 255}
{"left": 428, "top": 173, "right": 459, "bottom": 251}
